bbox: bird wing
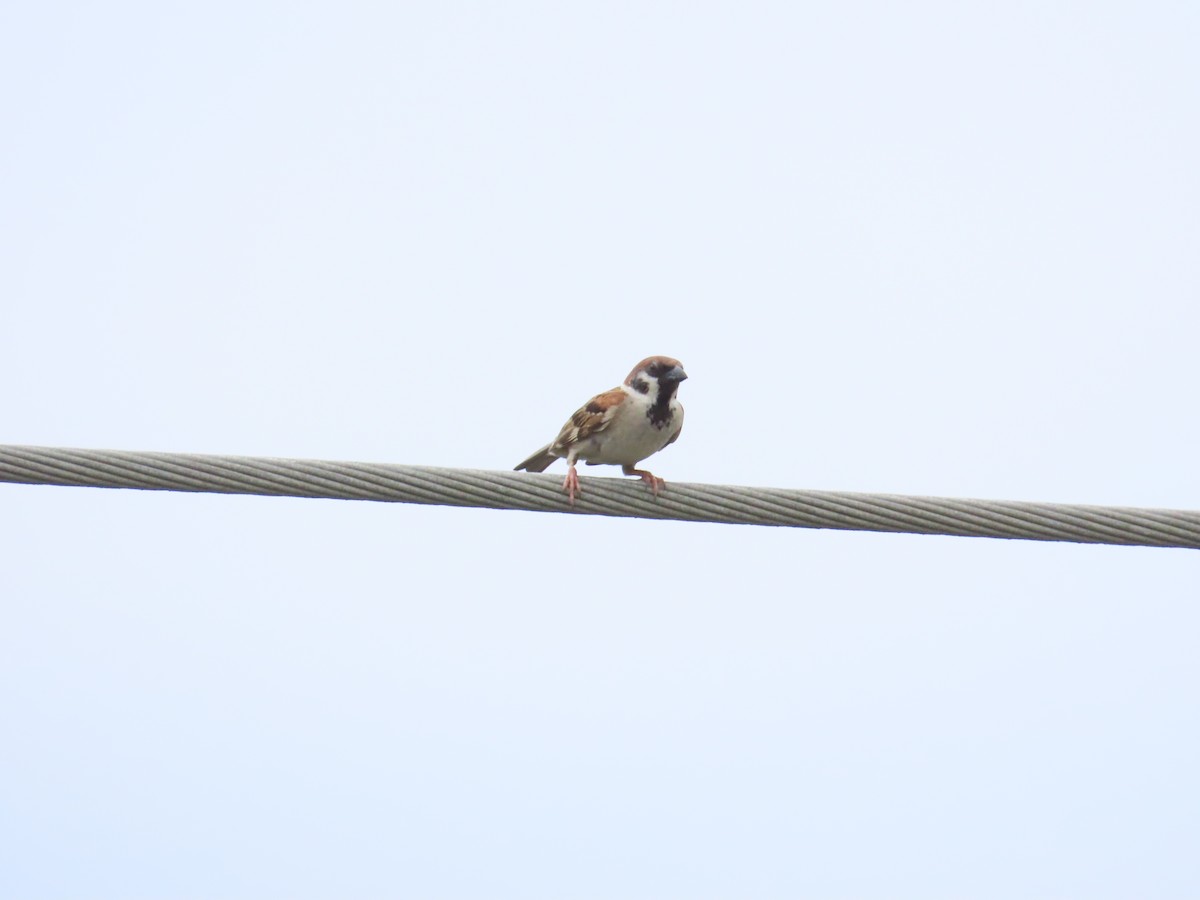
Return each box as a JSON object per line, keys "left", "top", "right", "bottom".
{"left": 665, "top": 404, "right": 684, "bottom": 447}
{"left": 551, "top": 387, "right": 626, "bottom": 452}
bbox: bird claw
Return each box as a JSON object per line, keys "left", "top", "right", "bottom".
{"left": 633, "top": 469, "right": 665, "bottom": 497}
{"left": 565, "top": 465, "right": 664, "bottom": 505}
{"left": 562, "top": 465, "right": 581, "bottom": 505}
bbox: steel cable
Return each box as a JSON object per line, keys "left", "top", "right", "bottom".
{"left": 1, "top": 444, "right": 1197, "bottom": 549}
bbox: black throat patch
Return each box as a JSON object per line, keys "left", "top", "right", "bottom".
{"left": 646, "top": 383, "right": 677, "bottom": 428}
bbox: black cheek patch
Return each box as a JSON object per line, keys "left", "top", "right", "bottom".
{"left": 631, "top": 378, "right": 650, "bottom": 395}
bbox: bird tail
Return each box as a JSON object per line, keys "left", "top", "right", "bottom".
{"left": 514, "top": 444, "right": 559, "bottom": 473}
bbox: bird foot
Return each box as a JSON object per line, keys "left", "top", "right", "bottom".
{"left": 562, "top": 465, "right": 581, "bottom": 505}
{"left": 626, "top": 468, "right": 665, "bottom": 497}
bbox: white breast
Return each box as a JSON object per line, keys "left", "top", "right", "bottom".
{"left": 576, "top": 388, "right": 682, "bottom": 466}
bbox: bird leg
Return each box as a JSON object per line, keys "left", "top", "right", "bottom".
{"left": 622, "top": 465, "right": 665, "bottom": 497}
{"left": 562, "top": 462, "right": 581, "bottom": 505}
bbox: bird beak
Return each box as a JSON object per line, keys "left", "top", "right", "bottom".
{"left": 667, "top": 366, "right": 688, "bottom": 383}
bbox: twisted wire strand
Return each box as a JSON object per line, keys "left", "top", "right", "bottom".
{"left": 1, "top": 444, "right": 1197, "bottom": 549}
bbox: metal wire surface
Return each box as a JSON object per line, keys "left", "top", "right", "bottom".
{"left": 1, "top": 444, "right": 1197, "bottom": 548}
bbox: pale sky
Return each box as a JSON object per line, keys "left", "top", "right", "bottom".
{"left": 2, "top": 2, "right": 1198, "bottom": 897}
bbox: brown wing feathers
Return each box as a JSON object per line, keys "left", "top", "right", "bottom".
{"left": 514, "top": 388, "right": 626, "bottom": 472}
{"left": 550, "top": 388, "right": 625, "bottom": 452}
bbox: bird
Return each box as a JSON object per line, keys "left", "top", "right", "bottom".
{"left": 514, "top": 356, "right": 688, "bottom": 505}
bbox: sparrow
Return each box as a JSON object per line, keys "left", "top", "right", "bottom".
{"left": 514, "top": 356, "right": 688, "bottom": 504}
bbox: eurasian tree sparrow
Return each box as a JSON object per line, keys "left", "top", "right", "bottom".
{"left": 514, "top": 356, "right": 688, "bottom": 504}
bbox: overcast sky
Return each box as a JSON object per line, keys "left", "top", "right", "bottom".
{"left": 2, "top": 2, "right": 1198, "bottom": 897}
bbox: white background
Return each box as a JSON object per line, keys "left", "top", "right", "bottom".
{"left": 2, "top": 2, "right": 1198, "bottom": 897}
